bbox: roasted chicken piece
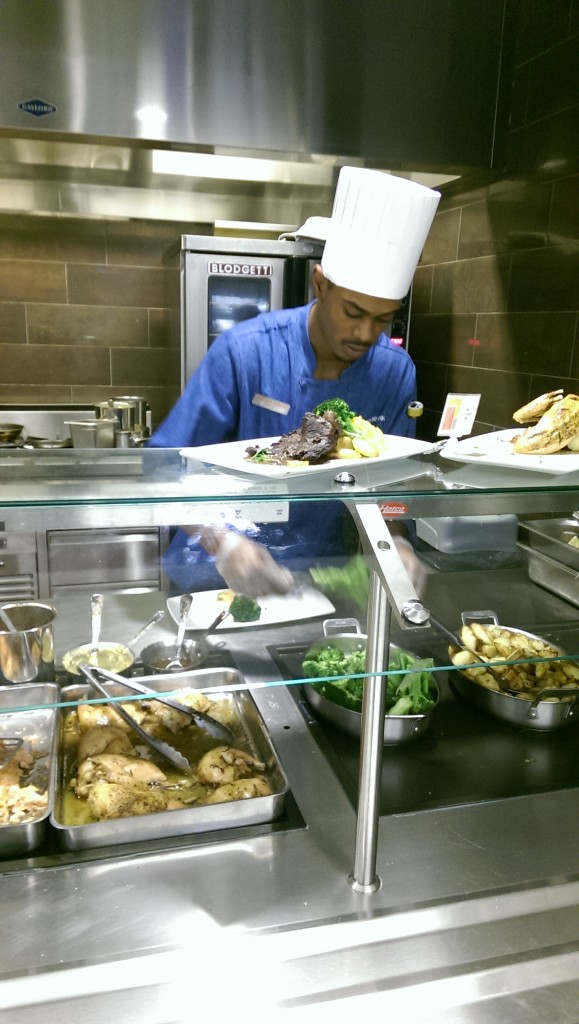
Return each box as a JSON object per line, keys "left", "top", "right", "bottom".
{"left": 87, "top": 780, "right": 186, "bottom": 819}
{"left": 202, "top": 777, "right": 272, "bottom": 804}
{"left": 196, "top": 745, "right": 265, "bottom": 785}
{"left": 77, "top": 725, "right": 135, "bottom": 761}
{"left": 513, "top": 393, "right": 579, "bottom": 454}
{"left": 76, "top": 700, "right": 146, "bottom": 733}
{"left": 73, "top": 752, "right": 167, "bottom": 798}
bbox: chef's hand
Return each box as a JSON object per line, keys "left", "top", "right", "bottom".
{"left": 198, "top": 527, "right": 295, "bottom": 599}
{"left": 392, "top": 535, "right": 428, "bottom": 597}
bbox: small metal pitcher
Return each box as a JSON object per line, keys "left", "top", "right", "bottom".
{"left": 0, "top": 602, "right": 58, "bottom": 684}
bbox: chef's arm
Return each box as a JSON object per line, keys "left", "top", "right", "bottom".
{"left": 185, "top": 524, "right": 295, "bottom": 598}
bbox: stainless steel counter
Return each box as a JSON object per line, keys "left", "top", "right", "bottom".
{"left": 1, "top": 568, "right": 579, "bottom": 1023}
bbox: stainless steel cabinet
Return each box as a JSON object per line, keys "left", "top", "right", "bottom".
{"left": 45, "top": 527, "right": 162, "bottom": 594}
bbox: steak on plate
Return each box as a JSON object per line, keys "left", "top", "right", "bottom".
{"left": 246, "top": 411, "right": 342, "bottom": 465}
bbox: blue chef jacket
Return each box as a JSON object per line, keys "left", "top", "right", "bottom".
{"left": 148, "top": 303, "right": 417, "bottom": 591}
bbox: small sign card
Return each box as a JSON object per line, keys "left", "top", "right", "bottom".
{"left": 437, "top": 393, "right": 481, "bottom": 437}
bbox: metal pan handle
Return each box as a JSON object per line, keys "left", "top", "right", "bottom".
{"left": 460, "top": 610, "right": 500, "bottom": 627}
{"left": 323, "top": 617, "right": 362, "bottom": 636}
{"left": 529, "top": 687, "right": 579, "bottom": 720}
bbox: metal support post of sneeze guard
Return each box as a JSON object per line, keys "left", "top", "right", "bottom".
{"left": 348, "top": 502, "right": 430, "bottom": 893}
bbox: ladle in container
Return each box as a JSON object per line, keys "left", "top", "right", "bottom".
{"left": 164, "top": 593, "right": 193, "bottom": 671}
{"left": 90, "top": 593, "right": 104, "bottom": 656}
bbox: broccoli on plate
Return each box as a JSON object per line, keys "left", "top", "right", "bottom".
{"left": 229, "top": 595, "right": 261, "bottom": 622}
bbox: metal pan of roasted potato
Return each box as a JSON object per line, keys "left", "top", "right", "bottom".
{"left": 447, "top": 611, "right": 579, "bottom": 731}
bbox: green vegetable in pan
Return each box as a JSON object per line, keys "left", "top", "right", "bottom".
{"left": 302, "top": 644, "right": 436, "bottom": 716}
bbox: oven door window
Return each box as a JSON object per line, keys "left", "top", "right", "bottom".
{"left": 208, "top": 276, "right": 271, "bottom": 347}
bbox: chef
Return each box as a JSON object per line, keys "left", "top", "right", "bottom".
{"left": 148, "top": 168, "right": 440, "bottom": 598}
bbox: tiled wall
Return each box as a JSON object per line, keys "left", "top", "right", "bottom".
{"left": 0, "top": 216, "right": 206, "bottom": 427}
{"left": 412, "top": 0, "right": 579, "bottom": 440}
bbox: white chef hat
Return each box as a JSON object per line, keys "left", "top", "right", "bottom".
{"left": 322, "top": 168, "right": 441, "bottom": 300}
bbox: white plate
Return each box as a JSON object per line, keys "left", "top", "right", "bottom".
{"left": 440, "top": 429, "right": 579, "bottom": 475}
{"left": 181, "top": 434, "right": 432, "bottom": 478}
{"left": 167, "top": 586, "right": 335, "bottom": 631}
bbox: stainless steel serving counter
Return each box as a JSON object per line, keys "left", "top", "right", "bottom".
{"left": 1, "top": 568, "right": 579, "bottom": 1024}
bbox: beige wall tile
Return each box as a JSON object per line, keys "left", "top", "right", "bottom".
{"left": 0, "top": 384, "right": 74, "bottom": 404}
{"left": 431, "top": 254, "right": 511, "bottom": 315}
{"left": 0, "top": 260, "right": 66, "bottom": 302}
{"left": 67, "top": 264, "right": 171, "bottom": 308}
{"left": 110, "top": 347, "right": 180, "bottom": 389}
{"left": 105, "top": 220, "right": 209, "bottom": 266}
{"left": 27, "top": 304, "right": 149, "bottom": 346}
{"left": 149, "top": 308, "right": 177, "bottom": 348}
{"left": 0, "top": 214, "right": 106, "bottom": 263}
{"left": 0, "top": 302, "right": 26, "bottom": 342}
{"left": 421, "top": 208, "right": 460, "bottom": 265}
{"left": 0, "top": 344, "right": 111, "bottom": 385}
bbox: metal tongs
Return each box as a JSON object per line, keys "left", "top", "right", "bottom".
{"left": 78, "top": 664, "right": 194, "bottom": 773}
{"left": 93, "top": 667, "right": 234, "bottom": 743}
{"left": 78, "top": 664, "right": 233, "bottom": 768}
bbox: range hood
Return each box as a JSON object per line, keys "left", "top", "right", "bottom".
{"left": 0, "top": 135, "right": 458, "bottom": 227}
{"left": 0, "top": 0, "right": 507, "bottom": 227}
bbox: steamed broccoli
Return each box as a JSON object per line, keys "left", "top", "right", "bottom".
{"left": 302, "top": 645, "right": 367, "bottom": 711}
{"left": 313, "top": 398, "right": 356, "bottom": 432}
{"left": 229, "top": 595, "right": 261, "bottom": 622}
{"left": 387, "top": 659, "right": 436, "bottom": 715}
{"left": 302, "top": 643, "right": 436, "bottom": 716}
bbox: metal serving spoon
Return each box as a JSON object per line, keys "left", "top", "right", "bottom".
{"left": 90, "top": 593, "right": 104, "bottom": 656}
{"left": 164, "top": 593, "right": 193, "bottom": 671}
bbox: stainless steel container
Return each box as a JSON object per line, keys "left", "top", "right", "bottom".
{"left": 0, "top": 682, "right": 58, "bottom": 857}
{"left": 52, "top": 669, "right": 290, "bottom": 850}
{"left": 0, "top": 602, "right": 57, "bottom": 684}
{"left": 302, "top": 620, "right": 439, "bottom": 745}
{"left": 93, "top": 400, "right": 118, "bottom": 420}
{"left": 61, "top": 640, "right": 135, "bottom": 679}
{"left": 449, "top": 613, "right": 579, "bottom": 731}
{"left": 140, "top": 638, "right": 209, "bottom": 674}
{"left": 114, "top": 396, "right": 150, "bottom": 430}
{"left": 65, "top": 418, "right": 115, "bottom": 448}
{"left": 111, "top": 400, "right": 137, "bottom": 431}
{"left": 519, "top": 542, "right": 579, "bottom": 610}
{"left": 519, "top": 516, "right": 579, "bottom": 571}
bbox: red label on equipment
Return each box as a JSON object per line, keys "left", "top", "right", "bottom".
{"left": 379, "top": 502, "right": 409, "bottom": 516}
{"left": 208, "top": 262, "right": 273, "bottom": 276}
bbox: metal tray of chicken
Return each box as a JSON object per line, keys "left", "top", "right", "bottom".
{"left": 0, "top": 683, "right": 59, "bottom": 857}
{"left": 51, "top": 668, "right": 290, "bottom": 850}
{"left": 518, "top": 517, "right": 579, "bottom": 572}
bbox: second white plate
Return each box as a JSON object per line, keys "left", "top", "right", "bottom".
{"left": 167, "top": 586, "right": 335, "bottom": 631}
{"left": 441, "top": 429, "right": 579, "bottom": 475}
